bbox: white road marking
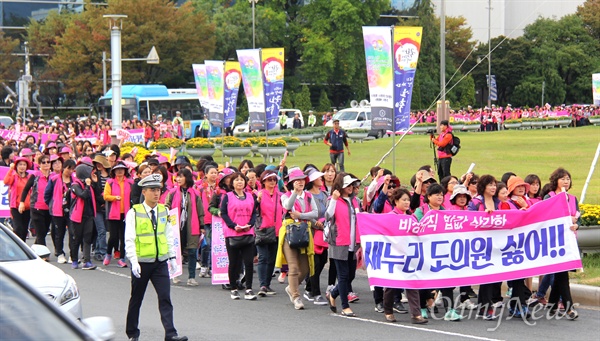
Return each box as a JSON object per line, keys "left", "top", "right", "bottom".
{"left": 332, "top": 314, "right": 505, "bottom": 341}
{"left": 96, "top": 267, "right": 192, "bottom": 291}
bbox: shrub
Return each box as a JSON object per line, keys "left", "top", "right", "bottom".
{"left": 580, "top": 204, "right": 600, "bottom": 226}
{"left": 150, "top": 138, "right": 183, "bottom": 149}
{"left": 185, "top": 138, "right": 215, "bottom": 148}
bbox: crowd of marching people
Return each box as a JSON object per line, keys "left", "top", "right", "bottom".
{"left": 0, "top": 115, "right": 583, "bottom": 326}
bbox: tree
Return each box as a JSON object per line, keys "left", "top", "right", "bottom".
{"left": 27, "top": 0, "right": 216, "bottom": 104}
{"left": 317, "top": 89, "right": 331, "bottom": 112}
{"left": 294, "top": 85, "right": 312, "bottom": 113}
{"left": 0, "top": 32, "right": 21, "bottom": 84}
{"left": 439, "top": 15, "right": 476, "bottom": 64}
{"left": 281, "top": 90, "right": 294, "bottom": 109}
{"left": 458, "top": 75, "right": 476, "bottom": 108}
{"left": 577, "top": 0, "right": 600, "bottom": 40}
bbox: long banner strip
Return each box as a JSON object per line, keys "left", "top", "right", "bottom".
{"left": 363, "top": 26, "right": 394, "bottom": 130}
{"left": 224, "top": 61, "right": 242, "bottom": 129}
{"left": 357, "top": 192, "right": 581, "bottom": 289}
{"left": 393, "top": 26, "right": 422, "bottom": 132}
{"left": 261, "top": 47, "right": 285, "bottom": 131}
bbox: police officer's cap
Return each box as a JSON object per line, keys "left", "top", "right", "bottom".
{"left": 139, "top": 174, "right": 163, "bottom": 189}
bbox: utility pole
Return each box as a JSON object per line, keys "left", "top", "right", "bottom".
{"left": 487, "top": 0, "right": 492, "bottom": 109}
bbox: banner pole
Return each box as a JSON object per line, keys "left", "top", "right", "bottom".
{"left": 580, "top": 141, "right": 600, "bottom": 203}
{"left": 266, "top": 118, "right": 269, "bottom": 163}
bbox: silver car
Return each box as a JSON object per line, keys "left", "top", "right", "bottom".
{"left": 0, "top": 223, "right": 83, "bottom": 319}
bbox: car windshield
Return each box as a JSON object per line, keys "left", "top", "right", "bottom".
{"left": 334, "top": 111, "right": 359, "bottom": 121}
{"left": 0, "top": 227, "right": 34, "bottom": 262}
{"left": 283, "top": 111, "right": 297, "bottom": 118}
{"left": 0, "top": 270, "right": 86, "bottom": 340}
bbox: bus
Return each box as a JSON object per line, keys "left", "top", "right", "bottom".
{"left": 97, "top": 84, "right": 220, "bottom": 137}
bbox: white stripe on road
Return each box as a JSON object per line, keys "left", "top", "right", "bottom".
{"left": 332, "top": 314, "right": 504, "bottom": 341}
{"left": 96, "top": 267, "right": 193, "bottom": 291}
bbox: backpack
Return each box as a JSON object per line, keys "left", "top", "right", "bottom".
{"left": 444, "top": 132, "right": 461, "bottom": 156}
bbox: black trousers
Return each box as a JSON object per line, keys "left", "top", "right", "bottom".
{"left": 31, "top": 209, "right": 52, "bottom": 246}
{"left": 508, "top": 279, "right": 528, "bottom": 309}
{"left": 437, "top": 157, "right": 452, "bottom": 181}
{"left": 69, "top": 218, "right": 94, "bottom": 263}
{"left": 107, "top": 217, "right": 126, "bottom": 258}
{"left": 10, "top": 208, "right": 30, "bottom": 242}
{"left": 225, "top": 238, "right": 255, "bottom": 290}
{"left": 477, "top": 282, "right": 501, "bottom": 314}
{"left": 52, "top": 215, "right": 69, "bottom": 257}
{"left": 548, "top": 271, "right": 573, "bottom": 311}
{"left": 126, "top": 261, "right": 177, "bottom": 339}
{"left": 306, "top": 250, "right": 328, "bottom": 296}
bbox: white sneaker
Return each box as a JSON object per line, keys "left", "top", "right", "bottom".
{"left": 187, "top": 278, "right": 199, "bottom": 286}
{"left": 457, "top": 299, "right": 477, "bottom": 310}
{"left": 173, "top": 276, "right": 181, "bottom": 284}
{"left": 434, "top": 291, "right": 443, "bottom": 306}
{"left": 57, "top": 254, "right": 67, "bottom": 264}
{"left": 196, "top": 262, "right": 201, "bottom": 270}
{"left": 492, "top": 301, "right": 504, "bottom": 308}
{"left": 401, "top": 292, "right": 408, "bottom": 303}
{"left": 294, "top": 297, "right": 305, "bottom": 310}
{"left": 200, "top": 267, "right": 208, "bottom": 278}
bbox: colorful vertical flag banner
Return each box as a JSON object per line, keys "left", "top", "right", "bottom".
{"left": 236, "top": 49, "right": 266, "bottom": 131}
{"left": 393, "top": 26, "right": 423, "bottom": 132}
{"left": 363, "top": 26, "right": 395, "bottom": 131}
{"left": 192, "top": 64, "right": 210, "bottom": 111}
{"left": 487, "top": 75, "right": 498, "bottom": 101}
{"left": 205, "top": 60, "right": 226, "bottom": 128}
{"left": 261, "top": 47, "right": 285, "bottom": 131}
{"left": 592, "top": 73, "right": 600, "bottom": 106}
{"left": 224, "top": 61, "right": 242, "bottom": 129}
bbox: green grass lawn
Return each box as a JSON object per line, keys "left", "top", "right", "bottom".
{"left": 571, "top": 253, "right": 600, "bottom": 286}
{"left": 215, "top": 126, "right": 600, "bottom": 204}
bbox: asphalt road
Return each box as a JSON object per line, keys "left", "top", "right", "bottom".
{"left": 29, "top": 236, "right": 600, "bottom": 341}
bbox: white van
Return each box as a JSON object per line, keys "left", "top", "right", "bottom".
{"left": 324, "top": 104, "right": 386, "bottom": 138}
{"left": 234, "top": 109, "right": 304, "bottom": 134}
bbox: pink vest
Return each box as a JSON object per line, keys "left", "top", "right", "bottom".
{"left": 30, "top": 171, "right": 50, "bottom": 210}
{"left": 443, "top": 193, "right": 452, "bottom": 209}
{"left": 285, "top": 192, "right": 312, "bottom": 217}
{"left": 381, "top": 200, "right": 393, "bottom": 213}
{"left": 200, "top": 184, "right": 217, "bottom": 224}
{"left": 258, "top": 189, "right": 283, "bottom": 230}
{"left": 170, "top": 186, "right": 201, "bottom": 235}
{"left": 49, "top": 173, "right": 74, "bottom": 217}
{"left": 106, "top": 178, "right": 133, "bottom": 220}
{"left": 222, "top": 192, "right": 255, "bottom": 238}
{"left": 70, "top": 179, "right": 96, "bottom": 223}
{"left": 547, "top": 191, "right": 579, "bottom": 218}
{"left": 8, "top": 172, "right": 31, "bottom": 209}
{"left": 331, "top": 197, "right": 361, "bottom": 246}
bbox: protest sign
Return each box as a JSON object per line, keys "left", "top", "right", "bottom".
{"left": 357, "top": 193, "right": 581, "bottom": 289}
{"left": 168, "top": 208, "right": 183, "bottom": 279}
{"left": 211, "top": 216, "right": 230, "bottom": 285}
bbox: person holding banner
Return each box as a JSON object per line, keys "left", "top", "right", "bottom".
{"left": 124, "top": 174, "right": 187, "bottom": 341}
{"left": 165, "top": 169, "right": 205, "bottom": 286}
{"left": 198, "top": 164, "right": 219, "bottom": 278}
{"left": 543, "top": 168, "right": 580, "bottom": 320}
{"left": 383, "top": 188, "right": 427, "bottom": 324}
{"left": 277, "top": 168, "right": 318, "bottom": 310}
{"left": 4, "top": 157, "right": 33, "bottom": 241}
{"left": 325, "top": 173, "right": 361, "bottom": 317}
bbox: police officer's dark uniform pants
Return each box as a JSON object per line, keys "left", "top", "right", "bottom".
{"left": 126, "top": 261, "right": 177, "bottom": 339}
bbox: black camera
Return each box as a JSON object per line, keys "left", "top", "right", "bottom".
{"left": 426, "top": 129, "right": 435, "bottom": 136}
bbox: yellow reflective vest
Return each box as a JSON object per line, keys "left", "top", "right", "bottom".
{"left": 133, "top": 204, "right": 170, "bottom": 262}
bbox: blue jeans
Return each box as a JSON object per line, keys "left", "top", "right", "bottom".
{"left": 200, "top": 224, "right": 211, "bottom": 268}
{"left": 537, "top": 273, "right": 554, "bottom": 298}
{"left": 256, "top": 242, "right": 277, "bottom": 288}
{"left": 331, "top": 251, "right": 356, "bottom": 310}
{"left": 329, "top": 152, "right": 345, "bottom": 172}
{"left": 94, "top": 213, "right": 107, "bottom": 257}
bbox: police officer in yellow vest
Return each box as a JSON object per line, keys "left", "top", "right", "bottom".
{"left": 200, "top": 115, "right": 211, "bottom": 138}
{"left": 279, "top": 112, "right": 287, "bottom": 129}
{"left": 124, "top": 174, "right": 187, "bottom": 341}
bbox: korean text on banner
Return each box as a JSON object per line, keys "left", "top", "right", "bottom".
{"left": 593, "top": 73, "right": 600, "bottom": 106}
{"left": 205, "top": 60, "right": 226, "bottom": 128}
{"left": 0, "top": 167, "right": 10, "bottom": 218}
{"left": 393, "top": 26, "right": 423, "bottom": 132}
{"left": 124, "top": 128, "right": 144, "bottom": 144}
{"left": 224, "top": 61, "right": 242, "bottom": 129}
{"left": 261, "top": 48, "right": 285, "bottom": 131}
{"left": 237, "top": 49, "right": 266, "bottom": 131}
{"left": 192, "top": 64, "right": 210, "bottom": 110}
{"left": 363, "top": 26, "right": 394, "bottom": 131}
{"left": 357, "top": 193, "right": 581, "bottom": 289}
{"left": 167, "top": 208, "right": 183, "bottom": 279}
{"left": 211, "top": 216, "right": 230, "bottom": 285}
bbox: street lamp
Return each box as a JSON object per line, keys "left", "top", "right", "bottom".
{"left": 104, "top": 14, "right": 127, "bottom": 131}
{"left": 102, "top": 46, "right": 159, "bottom": 95}
{"left": 249, "top": 0, "right": 259, "bottom": 49}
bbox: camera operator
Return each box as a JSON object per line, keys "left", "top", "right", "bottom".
{"left": 430, "top": 120, "right": 453, "bottom": 181}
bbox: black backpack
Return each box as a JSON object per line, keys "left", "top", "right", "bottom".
{"left": 444, "top": 132, "right": 461, "bottom": 156}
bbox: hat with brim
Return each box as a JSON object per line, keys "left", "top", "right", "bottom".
{"left": 92, "top": 155, "right": 111, "bottom": 169}
{"left": 49, "top": 154, "right": 64, "bottom": 164}
{"left": 77, "top": 156, "right": 94, "bottom": 168}
{"left": 375, "top": 175, "right": 400, "bottom": 192}
{"left": 342, "top": 175, "right": 360, "bottom": 188}
{"left": 507, "top": 176, "right": 530, "bottom": 194}
{"left": 450, "top": 184, "right": 472, "bottom": 201}
{"left": 157, "top": 155, "right": 171, "bottom": 168}
{"left": 260, "top": 171, "right": 279, "bottom": 182}
{"left": 139, "top": 173, "right": 163, "bottom": 188}
{"left": 110, "top": 161, "right": 130, "bottom": 178}
{"left": 59, "top": 147, "right": 72, "bottom": 155}
{"left": 306, "top": 168, "right": 325, "bottom": 183}
{"left": 286, "top": 168, "right": 308, "bottom": 190}
{"left": 14, "top": 156, "right": 32, "bottom": 169}
{"left": 20, "top": 148, "right": 34, "bottom": 157}
{"left": 147, "top": 158, "right": 159, "bottom": 166}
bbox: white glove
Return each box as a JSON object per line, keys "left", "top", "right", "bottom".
{"left": 131, "top": 261, "right": 141, "bottom": 278}
{"left": 168, "top": 258, "right": 178, "bottom": 274}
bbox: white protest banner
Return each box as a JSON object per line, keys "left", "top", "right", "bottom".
{"left": 167, "top": 208, "right": 183, "bottom": 279}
